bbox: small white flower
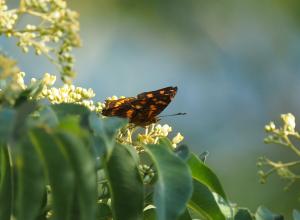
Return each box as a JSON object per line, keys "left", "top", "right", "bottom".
{"left": 155, "top": 124, "right": 162, "bottom": 130}
{"left": 76, "top": 87, "right": 83, "bottom": 93}
{"left": 16, "top": 72, "right": 26, "bottom": 89}
{"left": 51, "top": 11, "right": 61, "bottom": 20}
{"left": 30, "top": 78, "right": 37, "bottom": 83}
{"left": 76, "top": 94, "right": 82, "bottom": 100}
{"left": 43, "top": 73, "right": 56, "bottom": 86}
{"left": 269, "top": 121, "right": 276, "bottom": 130}
{"left": 70, "top": 85, "right": 75, "bottom": 91}
{"left": 48, "top": 94, "right": 54, "bottom": 101}
{"left": 26, "top": 24, "right": 36, "bottom": 30}
{"left": 111, "top": 95, "right": 118, "bottom": 100}
{"left": 281, "top": 113, "right": 296, "bottom": 131}
{"left": 41, "top": 86, "right": 48, "bottom": 95}
{"left": 161, "top": 124, "right": 172, "bottom": 136}
{"left": 172, "top": 133, "right": 184, "bottom": 145}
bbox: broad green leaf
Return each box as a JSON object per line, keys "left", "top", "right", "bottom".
{"left": 57, "top": 131, "right": 97, "bottom": 220}
{"left": 145, "top": 138, "right": 193, "bottom": 220}
{"left": 51, "top": 103, "right": 90, "bottom": 117}
{"left": 58, "top": 115, "right": 86, "bottom": 136}
{"left": 255, "top": 206, "right": 283, "bottom": 220}
{"left": 0, "top": 108, "right": 15, "bottom": 145}
{"left": 293, "top": 210, "right": 300, "bottom": 220}
{"left": 29, "top": 128, "right": 75, "bottom": 220}
{"left": 97, "top": 169, "right": 110, "bottom": 200}
{"left": 13, "top": 101, "right": 38, "bottom": 139}
{"left": 143, "top": 207, "right": 156, "bottom": 220}
{"left": 174, "top": 144, "right": 190, "bottom": 161}
{"left": 187, "top": 153, "right": 227, "bottom": 200}
{"left": 0, "top": 146, "right": 12, "bottom": 220}
{"left": 96, "top": 203, "right": 112, "bottom": 220}
{"left": 89, "top": 113, "right": 127, "bottom": 158}
{"left": 89, "top": 113, "right": 127, "bottom": 141}
{"left": 105, "top": 143, "right": 144, "bottom": 220}
{"left": 36, "top": 186, "right": 51, "bottom": 220}
{"left": 51, "top": 104, "right": 90, "bottom": 128}
{"left": 14, "top": 136, "right": 45, "bottom": 220}
{"left": 188, "top": 180, "right": 225, "bottom": 220}
{"left": 178, "top": 209, "right": 192, "bottom": 220}
{"left": 32, "top": 106, "right": 59, "bottom": 128}
{"left": 213, "top": 192, "right": 234, "bottom": 218}
{"left": 235, "top": 208, "right": 253, "bottom": 220}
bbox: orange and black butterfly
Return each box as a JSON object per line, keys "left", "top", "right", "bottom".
{"left": 101, "top": 86, "right": 179, "bottom": 126}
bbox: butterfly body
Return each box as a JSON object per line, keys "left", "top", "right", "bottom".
{"left": 102, "top": 86, "right": 178, "bottom": 126}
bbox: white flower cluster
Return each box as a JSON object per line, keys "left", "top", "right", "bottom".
{"left": 15, "top": 72, "right": 26, "bottom": 90}
{"left": 264, "top": 112, "right": 299, "bottom": 145}
{"left": 0, "top": 0, "right": 81, "bottom": 82}
{"left": 34, "top": 74, "right": 105, "bottom": 113}
{"left": 118, "top": 123, "right": 184, "bottom": 150}
{"left": 281, "top": 113, "right": 296, "bottom": 132}
{"left": 265, "top": 113, "right": 296, "bottom": 134}
{"left": 260, "top": 113, "right": 300, "bottom": 189}
{"left": 0, "top": 70, "right": 103, "bottom": 113}
{"left": 0, "top": 1, "right": 18, "bottom": 31}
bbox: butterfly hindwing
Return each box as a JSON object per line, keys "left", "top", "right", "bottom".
{"left": 102, "top": 97, "right": 135, "bottom": 118}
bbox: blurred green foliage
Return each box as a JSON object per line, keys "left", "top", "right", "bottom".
{"left": 0, "top": 0, "right": 299, "bottom": 220}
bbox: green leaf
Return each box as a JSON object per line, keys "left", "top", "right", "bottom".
{"left": 105, "top": 143, "right": 144, "bottom": 220}
{"left": 14, "top": 136, "right": 45, "bottom": 220}
{"left": 29, "top": 128, "right": 75, "bottom": 220}
{"left": 33, "top": 106, "right": 59, "bottom": 128}
{"left": 0, "top": 108, "right": 15, "bottom": 145}
{"left": 255, "top": 206, "right": 283, "bottom": 220}
{"left": 145, "top": 138, "right": 193, "bottom": 220}
{"left": 51, "top": 103, "right": 90, "bottom": 128}
{"left": 89, "top": 113, "right": 127, "bottom": 158}
{"left": 56, "top": 131, "right": 97, "bottom": 220}
{"left": 293, "top": 210, "right": 300, "bottom": 220}
{"left": 13, "top": 101, "right": 38, "bottom": 139}
{"left": 178, "top": 208, "right": 192, "bottom": 220}
{"left": 143, "top": 207, "right": 156, "bottom": 220}
{"left": 187, "top": 153, "right": 227, "bottom": 200}
{"left": 188, "top": 180, "right": 225, "bottom": 220}
{"left": 97, "top": 170, "right": 110, "bottom": 200}
{"left": 51, "top": 103, "right": 90, "bottom": 117}
{"left": 235, "top": 208, "right": 253, "bottom": 220}
{"left": 213, "top": 193, "right": 235, "bottom": 218}
{"left": 174, "top": 144, "right": 190, "bottom": 161}
{"left": 58, "top": 115, "right": 86, "bottom": 136}
{"left": 96, "top": 203, "right": 112, "bottom": 220}
{"left": 0, "top": 146, "right": 12, "bottom": 220}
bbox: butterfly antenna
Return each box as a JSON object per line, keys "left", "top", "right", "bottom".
{"left": 159, "top": 112, "right": 187, "bottom": 118}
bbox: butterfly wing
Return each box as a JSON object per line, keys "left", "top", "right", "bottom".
{"left": 101, "top": 97, "right": 136, "bottom": 119}
{"left": 137, "top": 86, "right": 177, "bottom": 100}
{"left": 129, "top": 87, "right": 177, "bottom": 125}
{"left": 101, "top": 86, "right": 178, "bottom": 126}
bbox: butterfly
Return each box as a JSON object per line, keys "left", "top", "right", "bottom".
{"left": 101, "top": 86, "right": 179, "bottom": 126}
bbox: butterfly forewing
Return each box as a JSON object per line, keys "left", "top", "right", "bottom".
{"left": 137, "top": 86, "right": 177, "bottom": 99}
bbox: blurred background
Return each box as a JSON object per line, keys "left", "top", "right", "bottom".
{"left": 3, "top": 0, "right": 300, "bottom": 217}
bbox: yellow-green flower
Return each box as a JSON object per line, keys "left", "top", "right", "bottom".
{"left": 281, "top": 113, "right": 296, "bottom": 132}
